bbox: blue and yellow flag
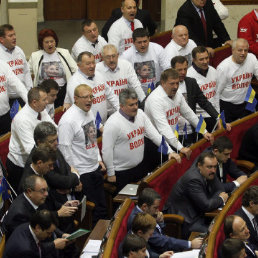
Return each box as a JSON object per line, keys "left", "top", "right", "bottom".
{"left": 218, "top": 111, "right": 226, "bottom": 129}
{"left": 246, "top": 98, "right": 257, "bottom": 112}
{"left": 158, "top": 136, "right": 168, "bottom": 155}
{"left": 10, "top": 100, "right": 21, "bottom": 119}
{"left": 147, "top": 82, "right": 155, "bottom": 94}
{"left": 174, "top": 123, "right": 179, "bottom": 139}
{"left": 245, "top": 85, "right": 256, "bottom": 103}
{"left": 95, "top": 111, "right": 102, "bottom": 130}
{"left": 195, "top": 114, "right": 206, "bottom": 134}
{"left": 183, "top": 123, "right": 188, "bottom": 139}
{"left": 0, "top": 177, "right": 10, "bottom": 205}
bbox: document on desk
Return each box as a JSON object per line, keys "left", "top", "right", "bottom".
{"left": 171, "top": 249, "right": 200, "bottom": 257}
{"left": 80, "top": 239, "right": 102, "bottom": 257}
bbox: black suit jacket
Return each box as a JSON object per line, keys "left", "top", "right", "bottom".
{"left": 102, "top": 8, "right": 157, "bottom": 41}
{"left": 163, "top": 164, "right": 224, "bottom": 224}
{"left": 235, "top": 207, "right": 258, "bottom": 250}
{"left": 3, "top": 223, "right": 40, "bottom": 258}
{"left": 175, "top": 0, "right": 230, "bottom": 48}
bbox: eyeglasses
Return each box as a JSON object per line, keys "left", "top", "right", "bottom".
{"left": 76, "top": 95, "right": 94, "bottom": 100}
{"left": 32, "top": 187, "right": 49, "bottom": 194}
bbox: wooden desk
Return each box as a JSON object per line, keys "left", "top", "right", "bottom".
{"left": 205, "top": 209, "right": 221, "bottom": 218}
{"left": 113, "top": 194, "right": 138, "bottom": 204}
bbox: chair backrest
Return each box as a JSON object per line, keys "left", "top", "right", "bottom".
{"left": 150, "top": 30, "right": 171, "bottom": 48}
{"left": 210, "top": 45, "right": 232, "bottom": 68}
{"left": 54, "top": 106, "right": 64, "bottom": 125}
{"left": 0, "top": 133, "right": 10, "bottom": 168}
{"left": 103, "top": 198, "right": 135, "bottom": 258}
{"left": 0, "top": 234, "right": 5, "bottom": 258}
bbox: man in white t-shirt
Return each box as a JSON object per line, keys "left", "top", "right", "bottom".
{"left": 102, "top": 88, "right": 180, "bottom": 191}
{"left": 145, "top": 69, "right": 214, "bottom": 160}
{"left": 96, "top": 44, "right": 145, "bottom": 114}
{"left": 59, "top": 84, "right": 107, "bottom": 224}
{"left": 216, "top": 38, "right": 258, "bottom": 122}
{"left": 164, "top": 25, "right": 196, "bottom": 67}
{"left": 107, "top": 0, "right": 143, "bottom": 54}
{"left": 0, "top": 24, "right": 32, "bottom": 106}
{"left": 121, "top": 28, "right": 170, "bottom": 95}
{"left": 71, "top": 19, "right": 107, "bottom": 63}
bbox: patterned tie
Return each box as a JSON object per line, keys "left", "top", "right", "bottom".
{"left": 37, "top": 113, "right": 41, "bottom": 121}
{"left": 199, "top": 9, "right": 207, "bottom": 43}
{"left": 130, "top": 21, "right": 134, "bottom": 31}
{"left": 252, "top": 218, "right": 258, "bottom": 235}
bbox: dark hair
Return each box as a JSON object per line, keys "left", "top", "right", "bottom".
{"left": 23, "top": 175, "right": 46, "bottom": 192}
{"left": 192, "top": 46, "right": 208, "bottom": 59}
{"left": 122, "top": 233, "right": 146, "bottom": 256}
{"left": 81, "top": 19, "right": 96, "bottom": 31}
{"left": 221, "top": 238, "right": 245, "bottom": 258}
{"left": 77, "top": 51, "right": 94, "bottom": 63}
{"left": 160, "top": 68, "right": 179, "bottom": 83}
{"left": 132, "top": 28, "right": 149, "bottom": 41}
{"left": 0, "top": 24, "right": 14, "bottom": 37}
{"left": 38, "top": 28, "right": 59, "bottom": 49}
{"left": 34, "top": 122, "right": 57, "bottom": 144}
{"left": 39, "top": 79, "right": 59, "bottom": 93}
{"left": 242, "top": 186, "right": 258, "bottom": 207}
{"left": 138, "top": 188, "right": 161, "bottom": 207}
{"left": 224, "top": 215, "right": 236, "bottom": 239}
{"left": 132, "top": 213, "right": 156, "bottom": 234}
{"left": 171, "top": 56, "right": 188, "bottom": 68}
{"left": 119, "top": 88, "right": 138, "bottom": 105}
{"left": 196, "top": 151, "right": 216, "bottom": 167}
{"left": 30, "top": 209, "right": 58, "bottom": 230}
{"left": 28, "top": 87, "right": 47, "bottom": 104}
{"left": 212, "top": 136, "right": 233, "bottom": 152}
{"left": 31, "top": 146, "right": 56, "bottom": 164}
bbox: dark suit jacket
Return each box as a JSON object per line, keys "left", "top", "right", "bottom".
{"left": 3, "top": 223, "right": 40, "bottom": 258}
{"left": 163, "top": 164, "right": 224, "bottom": 225}
{"left": 102, "top": 8, "right": 157, "bottom": 41}
{"left": 127, "top": 206, "right": 189, "bottom": 254}
{"left": 25, "top": 146, "right": 79, "bottom": 190}
{"left": 175, "top": 0, "right": 230, "bottom": 48}
{"left": 235, "top": 207, "right": 258, "bottom": 250}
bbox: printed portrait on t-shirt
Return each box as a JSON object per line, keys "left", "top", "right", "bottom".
{"left": 134, "top": 61, "right": 156, "bottom": 83}
{"left": 41, "top": 61, "right": 64, "bottom": 80}
{"left": 184, "top": 53, "right": 192, "bottom": 67}
{"left": 82, "top": 121, "right": 97, "bottom": 148}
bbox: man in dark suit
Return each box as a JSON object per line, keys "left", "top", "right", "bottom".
{"left": 3, "top": 210, "right": 63, "bottom": 258}
{"left": 163, "top": 151, "right": 228, "bottom": 236}
{"left": 224, "top": 215, "right": 257, "bottom": 257}
{"left": 175, "top": 0, "right": 231, "bottom": 53}
{"left": 235, "top": 186, "right": 258, "bottom": 250}
{"left": 127, "top": 188, "right": 203, "bottom": 254}
{"left": 211, "top": 136, "right": 247, "bottom": 193}
{"left": 101, "top": 0, "right": 157, "bottom": 41}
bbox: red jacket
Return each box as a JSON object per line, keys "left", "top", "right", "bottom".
{"left": 238, "top": 10, "right": 258, "bottom": 57}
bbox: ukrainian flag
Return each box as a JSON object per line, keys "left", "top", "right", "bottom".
{"left": 245, "top": 85, "right": 256, "bottom": 103}
{"left": 147, "top": 82, "right": 155, "bottom": 94}
{"left": 174, "top": 123, "right": 179, "bottom": 139}
{"left": 195, "top": 114, "right": 206, "bottom": 134}
{"left": 95, "top": 111, "right": 102, "bottom": 130}
{"left": 218, "top": 111, "right": 226, "bottom": 129}
{"left": 10, "top": 100, "right": 21, "bottom": 119}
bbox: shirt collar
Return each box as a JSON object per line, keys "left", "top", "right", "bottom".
{"left": 192, "top": 62, "right": 209, "bottom": 77}
{"left": 136, "top": 205, "right": 143, "bottom": 212}
{"left": 122, "top": 16, "right": 133, "bottom": 28}
{"left": 103, "top": 62, "right": 120, "bottom": 73}
{"left": 242, "top": 206, "right": 255, "bottom": 221}
{"left": 0, "top": 43, "right": 15, "bottom": 53}
{"left": 24, "top": 192, "right": 39, "bottom": 210}
{"left": 29, "top": 225, "right": 40, "bottom": 245}
{"left": 171, "top": 39, "right": 183, "bottom": 51}
{"left": 27, "top": 104, "right": 41, "bottom": 118}
{"left": 119, "top": 108, "right": 135, "bottom": 122}
{"left": 83, "top": 35, "right": 99, "bottom": 46}
{"left": 254, "top": 9, "right": 258, "bottom": 20}
{"left": 191, "top": 1, "right": 202, "bottom": 12}
{"left": 78, "top": 69, "right": 95, "bottom": 81}
{"left": 30, "top": 164, "right": 40, "bottom": 176}
{"left": 74, "top": 103, "right": 90, "bottom": 115}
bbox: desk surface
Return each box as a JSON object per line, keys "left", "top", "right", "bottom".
{"left": 113, "top": 194, "right": 138, "bottom": 203}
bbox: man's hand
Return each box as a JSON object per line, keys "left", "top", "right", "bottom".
{"left": 54, "top": 238, "right": 68, "bottom": 249}
{"left": 159, "top": 251, "right": 174, "bottom": 258}
{"left": 236, "top": 175, "right": 248, "bottom": 185}
{"left": 180, "top": 147, "right": 192, "bottom": 160}
{"left": 219, "top": 192, "right": 229, "bottom": 203}
{"left": 206, "top": 47, "right": 215, "bottom": 57}
{"left": 225, "top": 123, "right": 231, "bottom": 132}
{"left": 75, "top": 182, "right": 83, "bottom": 192}
{"left": 224, "top": 40, "right": 233, "bottom": 46}
{"left": 57, "top": 205, "right": 78, "bottom": 217}
{"left": 203, "top": 132, "right": 214, "bottom": 144}
{"left": 191, "top": 237, "right": 203, "bottom": 249}
{"left": 168, "top": 152, "right": 181, "bottom": 163}
{"left": 99, "top": 161, "right": 106, "bottom": 171}
{"left": 107, "top": 175, "right": 116, "bottom": 183}
{"left": 64, "top": 200, "right": 79, "bottom": 207}
{"left": 156, "top": 211, "right": 164, "bottom": 224}
{"left": 63, "top": 103, "right": 71, "bottom": 112}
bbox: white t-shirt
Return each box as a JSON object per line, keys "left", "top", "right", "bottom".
{"left": 58, "top": 104, "right": 100, "bottom": 175}
{"left": 164, "top": 39, "right": 196, "bottom": 66}
{"left": 107, "top": 16, "right": 143, "bottom": 54}
{"left": 102, "top": 109, "right": 172, "bottom": 176}
{"left": 216, "top": 53, "right": 258, "bottom": 105}
{"left": 120, "top": 43, "right": 170, "bottom": 94}
{"left": 145, "top": 86, "right": 204, "bottom": 150}
{"left": 0, "top": 44, "right": 32, "bottom": 98}
{"left": 38, "top": 52, "right": 66, "bottom": 87}
{"left": 71, "top": 35, "right": 107, "bottom": 63}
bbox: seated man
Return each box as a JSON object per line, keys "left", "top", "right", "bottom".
{"left": 3, "top": 209, "right": 67, "bottom": 258}
{"left": 211, "top": 136, "right": 247, "bottom": 193}
{"left": 221, "top": 239, "right": 246, "bottom": 258}
{"left": 128, "top": 188, "right": 203, "bottom": 254}
{"left": 163, "top": 152, "right": 228, "bottom": 236}
{"left": 235, "top": 186, "right": 258, "bottom": 250}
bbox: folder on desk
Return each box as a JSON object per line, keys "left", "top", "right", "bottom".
{"left": 118, "top": 184, "right": 139, "bottom": 196}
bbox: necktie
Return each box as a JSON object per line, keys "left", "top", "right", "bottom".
{"left": 88, "top": 76, "right": 93, "bottom": 80}
{"left": 252, "top": 218, "right": 258, "bottom": 235}
{"left": 130, "top": 21, "right": 134, "bottom": 31}
{"left": 199, "top": 9, "right": 207, "bottom": 43}
{"left": 37, "top": 242, "right": 42, "bottom": 258}
{"left": 37, "top": 113, "right": 41, "bottom": 120}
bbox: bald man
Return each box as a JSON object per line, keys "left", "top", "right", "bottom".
{"left": 164, "top": 25, "right": 196, "bottom": 67}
